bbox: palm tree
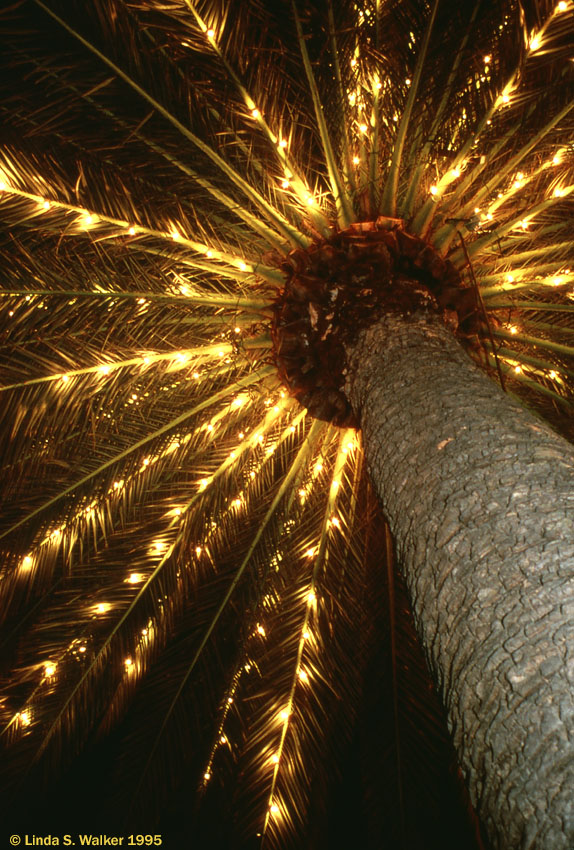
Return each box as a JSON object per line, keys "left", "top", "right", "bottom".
{"left": 1, "top": 0, "right": 574, "bottom": 847}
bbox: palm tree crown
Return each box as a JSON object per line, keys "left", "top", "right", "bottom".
{"left": 1, "top": 0, "right": 573, "bottom": 846}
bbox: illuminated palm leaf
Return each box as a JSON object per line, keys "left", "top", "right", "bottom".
{"left": 0, "top": 1, "right": 573, "bottom": 848}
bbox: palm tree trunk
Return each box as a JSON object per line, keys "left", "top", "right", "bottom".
{"left": 344, "top": 310, "right": 574, "bottom": 850}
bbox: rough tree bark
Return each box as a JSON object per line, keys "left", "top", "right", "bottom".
{"left": 344, "top": 309, "right": 574, "bottom": 850}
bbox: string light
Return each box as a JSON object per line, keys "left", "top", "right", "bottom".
{"left": 126, "top": 573, "right": 144, "bottom": 584}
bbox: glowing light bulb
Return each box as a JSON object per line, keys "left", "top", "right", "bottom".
{"left": 61, "top": 374, "right": 69, "bottom": 383}
{"left": 509, "top": 326, "right": 518, "bottom": 335}
{"left": 44, "top": 662, "right": 57, "bottom": 677}
{"left": 359, "top": 123, "right": 368, "bottom": 133}
{"left": 279, "top": 709, "right": 290, "bottom": 722}
{"left": 484, "top": 54, "right": 491, "bottom": 63}
{"left": 18, "top": 710, "right": 31, "bottom": 727}
{"left": 352, "top": 155, "right": 360, "bottom": 165}
{"left": 126, "top": 573, "right": 143, "bottom": 584}
{"left": 95, "top": 602, "right": 110, "bottom": 615}
{"left": 558, "top": 1, "right": 567, "bottom": 9}
{"left": 124, "top": 656, "right": 133, "bottom": 668}
{"left": 298, "top": 669, "right": 309, "bottom": 682}
{"left": 429, "top": 185, "right": 438, "bottom": 195}
{"left": 271, "top": 753, "right": 280, "bottom": 764}
{"left": 302, "top": 629, "right": 310, "bottom": 640}
{"left": 42, "top": 200, "right": 50, "bottom": 209}
{"left": 270, "top": 804, "right": 279, "bottom": 815}
{"left": 307, "top": 590, "right": 317, "bottom": 604}
{"left": 281, "top": 179, "right": 290, "bottom": 188}
{"left": 207, "top": 28, "right": 215, "bottom": 38}
{"left": 514, "top": 365, "right": 523, "bottom": 374}
{"left": 278, "top": 139, "right": 288, "bottom": 149}
{"left": 549, "top": 370, "right": 558, "bottom": 379}
{"left": 251, "top": 108, "right": 260, "bottom": 118}
{"left": 257, "top": 624, "right": 266, "bottom": 636}
{"left": 501, "top": 93, "right": 510, "bottom": 103}
{"left": 529, "top": 35, "right": 540, "bottom": 51}
{"left": 128, "top": 225, "right": 136, "bottom": 235}
{"left": 22, "top": 555, "right": 33, "bottom": 570}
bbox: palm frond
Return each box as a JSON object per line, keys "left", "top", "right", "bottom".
{"left": 1, "top": 0, "right": 573, "bottom": 847}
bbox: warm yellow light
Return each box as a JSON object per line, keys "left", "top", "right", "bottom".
{"left": 124, "top": 656, "right": 133, "bottom": 668}
{"left": 257, "top": 624, "right": 266, "bottom": 636}
{"left": 506, "top": 274, "right": 515, "bottom": 283}
{"left": 302, "top": 629, "right": 310, "bottom": 640}
{"left": 44, "top": 662, "right": 57, "bottom": 677}
{"left": 281, "top": 179, "right": 290, "bottom": 189}
{"left": 251, "top": 108, "right": 260, "bottom": 118}
{"left": 484, "top": 54, "right": 491, "bottom": 63}
{"left": 279, "top": 709, "right": 290, "bottom": 722}
{"left": 514, "top": 365, "right": 523, "bottom": 373}
{"left": 271, "top": 754, "right": 280, "bottom": 764}
{"left": 195, "top": 546, "right": 202, "bottom": 557}
{"left": 207, "top": 28, "right": 215, "bottom": 38}
{"left": 509, "top": 326, "right": 518, "bottom": 335}
{"left": 126, "top": 573, "right": 143, "bottom": 584}
{"left": 352, "top": 156, "right": 360, "bottom": 165}
{"left": 529, "top": 35, "right": 540, "bottom": 51}
{"left": 128, "top": 226, "right": 136, "bottom": 235}
{"left": 429, "top": 185, "right": 438, "bottom": 195}
{"left": 549, "top": 370, "right": 558, "bottom": 379}
{"left": 278, "top": 139, "right": 288, "bottom": 149}
{"left": 501, "top": 93, "right": 510, "bottom": 103}
{"left": 22, "top": 555, "right": 33, "bottom": 570}
{"left": 359, "top": 123, "right": 368, "bottom": 133}
{"left": 298, "top": 669, "right": 309, "bottom": 682}
{"left": 204, "top": 771, "right": 211, "bottom": 781}
{"left": 94, "top": 602, "right": 110, "bottom": 615}
{"left": 18, "top": 710, "right": 31, "bottom": 727}
{"left": 307, "top": 590, "right": 317, "bottom": 604}
{"left": 558, "top": 0, "right": 567, "bottom": 9}
{"left": 270, "top": 804, "right": 280, "bottom": 815}
{"left": 42, "top": 200, "right": 50, "bottom": 209}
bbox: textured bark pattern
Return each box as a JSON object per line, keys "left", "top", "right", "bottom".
{"left": 345, "top": 313, "right": 574, "bottom": 850}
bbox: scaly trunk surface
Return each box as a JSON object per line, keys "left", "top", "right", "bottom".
{"left": 345, "top": 310, "right": 574, "bottom": 850}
